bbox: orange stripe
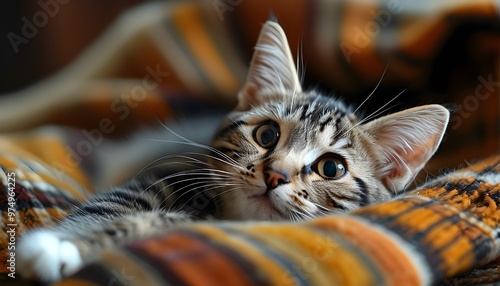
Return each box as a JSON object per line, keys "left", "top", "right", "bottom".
{"left": 422, "top": 221, "right": 465, "bottom": 250}
{"left": 440, "top": 233, "right": 476, "bottom": 277}
{"left": 394, "top": 207, "right": 449, "bottom": 234}
{"left": 416, "top": 187, "right": 448, "bottom": 199}
{"left": 0, "top": 154, "right": 75, "bottom": 196}
{"left": 191, "top": 224, "right": 293, "bottom": 285}
{"left": 238, "top": 223, "right": 376, "bottom": 285}
{"left": 131, "top": 232, "right": 255, "bottom": 286}
{"left": 462, "top": 155, "right": 500, "bottom": 173}
{"left": 355, "top": 198, "right": 423, "bottom": 217}
{"left": 392, "top": 203, "right": 480, "bottom": 277}
{"left": 172, "top": 5, "right": 240, "bottom": 97}
{"left": 0, "top": 136, "right": 92, "bottom": 198}
{"left": 312, "top": 216, "right": 423, "bottom": 286}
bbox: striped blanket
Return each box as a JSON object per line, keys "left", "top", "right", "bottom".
{"left": 0, "top": 0, "right": 499, "bottom": 284}
{"left": 54, "top": 156, "right": 500, "bottom": 286}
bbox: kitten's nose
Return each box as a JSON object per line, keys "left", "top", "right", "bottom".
{"left": 265, "top": 168, "right": 290, "bottom": 189}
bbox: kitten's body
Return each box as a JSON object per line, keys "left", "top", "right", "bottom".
{"left": 18, "top": 21, "right": 449, "bottom": 282}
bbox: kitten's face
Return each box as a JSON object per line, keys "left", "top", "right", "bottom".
{"left": 208, "top": 21, "right": 448, "bottom": 221}
{"left": 211, "top": 91, "right": 389, "bottom": 220}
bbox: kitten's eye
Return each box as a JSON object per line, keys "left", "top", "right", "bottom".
{"left": 314, "top": 155, "right": 347, "bottom": 179}
{"left": 253, "top": 121, "right": 280, "bottom": 148}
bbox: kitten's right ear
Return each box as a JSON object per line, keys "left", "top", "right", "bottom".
{"left": 362, "top": 104, "right": 450, "bottom": 193}
{"left": 235, "top": 21, "right": 302, "bottom": 111}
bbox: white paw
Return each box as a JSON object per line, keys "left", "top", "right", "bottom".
{"left": 18, "top": 230, "right": 83, "bottom": 282}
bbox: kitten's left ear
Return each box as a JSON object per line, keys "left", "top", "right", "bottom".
{"left": 362, "top": 104, "right": 450, "bottom": 192}
{"left": 235, "top": 21, "right": 302, "bottom": 111}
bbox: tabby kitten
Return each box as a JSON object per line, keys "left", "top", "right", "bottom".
{"left": 18, "top": 20, "right": 449, "bottom": 282}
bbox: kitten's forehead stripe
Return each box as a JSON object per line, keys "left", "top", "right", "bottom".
{"left": 319, "top": 117, "right": 333, "bottom": 132}
{"left": 332, "top": 118, "right": 347, "bottom": 142}
{"left": 299, "top": 104, "right": 310, "bottom": 120}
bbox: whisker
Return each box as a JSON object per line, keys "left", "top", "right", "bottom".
{"left": 352, "top": 61, "right": 390, "bottom": 115}
{"left": 172, "top": 183, "right": 246, "bottom": 212}
{"left": 336, "top": 88, "right": 406, "bottom": 139}
{"left": 160, "top": 179, "right": 227, "bottom": 209}
{"left": 131, "top": 170, "right": 224, "bottom": 205}
{"left": 183, "top": 151, "right": 244, "bottom": 170}
{"left": 145, "top": 138, "right": 241, "bottom": 167}
{"left": 141, "top": 154, "right": 213, "bottom": 171}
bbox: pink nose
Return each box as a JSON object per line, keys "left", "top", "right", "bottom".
{"left": 265, "top": 168, "right": 290, "bottom": 189}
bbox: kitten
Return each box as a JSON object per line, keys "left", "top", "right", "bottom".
{"left": 17, "top": 20, "right": 449, "bottom": 282}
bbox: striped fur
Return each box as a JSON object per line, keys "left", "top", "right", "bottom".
{"left": 17, "top": 21, "right": 449, "bottom": 282}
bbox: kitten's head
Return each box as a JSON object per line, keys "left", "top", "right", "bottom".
{"left": 210, "top": 21, "right": 449, "bottom": 221}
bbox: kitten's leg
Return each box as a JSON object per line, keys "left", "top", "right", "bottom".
{"left": 18, "top": 211, "right": 191, "bottom": 282}
{"left": 18, "top": 177, "right": 193, "bottom": 282}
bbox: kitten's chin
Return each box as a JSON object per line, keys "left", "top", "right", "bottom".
{"left": 247, "top": 195, "right": 288, "bottom": 221}
{"left": 219, "top": 188, "right": 288, "bottom": 221}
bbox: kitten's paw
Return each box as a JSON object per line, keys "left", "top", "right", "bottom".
{"left": 18, "top": 230, "right": 83, "bottom": 282}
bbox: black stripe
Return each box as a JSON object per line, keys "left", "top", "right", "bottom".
{"left": 354, "top": 200, "right": 462, "bottom": 280}
{"left": 220, "top": 226, "right": 310, "bottom": 285}
{"left": 327, "top": 196, "right": 348, "bottom": 210}
{"left": 115, "top": 194, "right": 153, "bottom": 212}
{"left": 92, "top": 191, "right": 145, "bottom": 210}
{"left": 354, "top": 177, "right": 370, "bottom": 206}
{"left": 478, "top": 165, "right": 495, "bottom": 175}
{"left": 300, "top": 104, "right": 310, "bottom": 120}
{"left": 217, "top": 147, "right": 238, "bottom": 154}
{"left": 70, "top": 263, "right": 125, "bottom": 285}
{"left": 216, "top": 120, "right": 247, "bottom": 138}
{"left": 184, "top": 230, "right": 266, "bottom": 284}
{"left": 111, "top": 189, "right": 155, "bottom": 211}
{"left": 327, "top": 191, "right": 358, "bottom": 202}
{"left": 332, "top": 118, "right": 343, "bottom": 141}
{"left": 125, "top": 242, "right": 189, "bottom": 286}
{"left": 309, "top": 108, "right": 323, "bottom": 123}
{"left": 132, "top": 194, "right": 156, "bottom": 211}
{"left": 355, "top": 198, "right": 431, "bottom": 225}
{"left": 262, "top": 149, "right": 275, "bottom": 164}
{"left": 319, "top": 117, "right": 333, "bottom": 132}
{"left": 71, "top": 205, "right": 117, "bottom": 218}
{"left": 103, "top": 196, "right": 135, "bottom": 209}
{"left": 126, "top": 230, "right": 265, "bottom": 285}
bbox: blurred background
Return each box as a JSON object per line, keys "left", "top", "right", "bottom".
{"left": 0, "top": 0, "right": 144, "bottom": 93}
{"left": 0, "top": 0, "right": 498, "bottom": 178}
